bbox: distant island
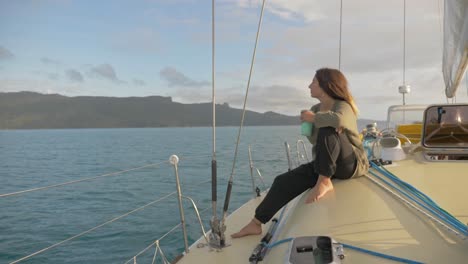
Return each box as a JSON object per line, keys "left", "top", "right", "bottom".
{"left": 0, "top": 92, "right": 383, "bottom": 129}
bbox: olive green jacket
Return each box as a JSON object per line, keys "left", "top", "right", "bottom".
{"left": 306, "top": 100, "right": 369, "bottom": 178}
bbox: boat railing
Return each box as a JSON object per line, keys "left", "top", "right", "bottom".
{"left": 1, "top": 154, "right": 217, "bottom": 264}
{"left": 296, "top": 140, "right": 311, "bottom": 165}
{"left": 125, "top": 141, "right": 306, "bottom": 263}
{"left": 248, "top": 145, "right": 268, "bottom": 197}
{"left": 386, "top": 104, "right": 428, "bottom": 129}
{"left": 1, "top": 147, "right": 279, "bottom": 263}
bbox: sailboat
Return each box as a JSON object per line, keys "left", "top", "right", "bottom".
{"left": 2, "top": 0, "right": 467, "bottom": 263}
{"left": 171, "top": 0, "right": 468, "bottom": 263}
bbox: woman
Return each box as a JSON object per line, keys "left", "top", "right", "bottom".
{"left": 231, "top": 68, "right": 369, "bottom": 238}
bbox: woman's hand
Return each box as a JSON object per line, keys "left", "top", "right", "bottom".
{"left": 300, "top": 110, "right": 315, "bottom": 123}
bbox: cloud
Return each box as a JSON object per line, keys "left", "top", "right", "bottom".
{"left": 160, "top": 67, "right": 210, "bottom": 87}
{"left": 113, "top": 28, "right": 161, "bottom": 53}
{"left": 66, "top": 69, "right": 84, "bottom": 82}
{"left": 221, "top": 84, "right": 311, "bottom": 114}
{"left": 0, "top": 46, "right": 14, "bottom": 60}
{"left": 48, "top": 73, "right": 60, "bottom": 80}
{"left": 237, "top": 0, "right": 326, "bottom": 22}
{"left": 133, "top": 79, "right": 146, "bottom": 86}
{"left": 171, "top": 82, "right": 310, "bottom": 115}
{"left": 206, "top": 0, "right": 451, "bottom": 119}
{"left": 41, "top": 57, "right": 60, "bottom": 65}
{"left": 90, "top": 64, "right": 119, "bottom": 82}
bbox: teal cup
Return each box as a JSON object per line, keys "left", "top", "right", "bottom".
{"left": 301, "top": 122, "right": 313, "bottom": 136}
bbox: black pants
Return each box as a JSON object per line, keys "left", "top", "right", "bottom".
{"left": 255, "top": 127, "right": 357, "bottom": 224}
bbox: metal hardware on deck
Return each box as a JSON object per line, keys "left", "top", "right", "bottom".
{"left": 152, "top": 240, "right": 170, "bottom": 264}
{"left": 255, "top": 187, "right": 261, "bottom": 197}
{"left": 249, "top": 218, "right": 279, "bottom": 263}
{"left": 169, "top": 155, "right": 189, "bottom": 253}
{"left": 209, "top": 217, "right": 227, "bottom": 249}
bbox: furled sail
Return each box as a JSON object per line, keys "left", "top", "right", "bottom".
{"left": 443, "top": 0, "right": 468, "bottom": 98}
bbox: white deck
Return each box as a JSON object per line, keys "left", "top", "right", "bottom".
{"left": 177, "top": 153, "right": 468, "bottom": 263}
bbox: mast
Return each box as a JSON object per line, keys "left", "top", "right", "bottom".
{"left": 398, "top": 0, "right": 410, "bottom": 106}
{"left": 211, "top": 0, "right": 217, "bottom": 222}
{"left": 209, "top": 0, "right": 224, "bottom": 249}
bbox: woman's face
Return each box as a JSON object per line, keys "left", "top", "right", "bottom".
{"left": 308, "top": 77, "right": 323, "bottom": 98}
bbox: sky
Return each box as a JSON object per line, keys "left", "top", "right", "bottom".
{"left": 0, "top": 0, "right": 467, "bottom": 120}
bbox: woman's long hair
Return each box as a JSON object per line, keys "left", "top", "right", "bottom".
{"left": 315, "top": 68, "right": 358, "bottom": 115}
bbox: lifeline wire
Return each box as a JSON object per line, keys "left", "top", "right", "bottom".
{"left": 0, "top": 161, "right": 168, "bottom": 198}
{"left": 124, "top": 223, "right": 181, "bottom": 264}
{"left": 10, "top": 192, "right": 177, "bottom": 264}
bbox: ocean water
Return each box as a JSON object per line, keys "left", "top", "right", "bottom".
{"left": 0, "top": 126, "right": 312, "bottom": 264}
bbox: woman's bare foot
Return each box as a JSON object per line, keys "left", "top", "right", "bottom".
{"left": 305, "top": 175, "right": 334, "bottom": 204}
{"left": 231, "top": 218, "right": 262, "bottom": 238}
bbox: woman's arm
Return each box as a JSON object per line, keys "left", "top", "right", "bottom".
{"left": 314, "top": 101, "right": 353, "bottom": 129}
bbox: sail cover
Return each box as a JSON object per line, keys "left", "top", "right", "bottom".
{"left": 443, "top": 0, "right": 468, "bottom": 98}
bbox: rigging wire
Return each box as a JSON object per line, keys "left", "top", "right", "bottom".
{"left": 338, "top": 0, "right": 343, "bottom": 70}
{"left": 437, "top": 0, "right": 443, "bottom": 50}
{"left": 10, "top": 192, "right": 177, "bottom": 264}
{"left": 222, "top": 0, "right": 267, "bottom": 223}
{"left": 403, "top": 0, "right": 406, "bottom": 86}
{"left": 211, "top": 0, "right": 218, "bottom": 220}
{"left": 211, "top": 0, "right": 216, "bottom": 160}
{"left": 0, "top": 161, "right": 168, "bottom": 198}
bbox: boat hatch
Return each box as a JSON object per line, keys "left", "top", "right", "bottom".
{"left": 422, "top": 104, "right": 468, "bottom": 160}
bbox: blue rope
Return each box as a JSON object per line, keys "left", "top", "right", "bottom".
{"left": 377, "top": 164, "right": 462, "bottom": 225}
{"left": 369, "top": 169, "right": 467, "bottom": 235}
{"left": 378, "top": 164, "right": 457, "bottom": 223}
{"left": 341, "top": 243, "right": 424, "bottom": 264}
{"left": 369, "top": 162, "right": 468, "bottom": 235}
{"left": 370, "top": 163, "right": 454, "bottom": 223}
{"left": 263, "top": 237, "right": 293, "bottom": 249}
